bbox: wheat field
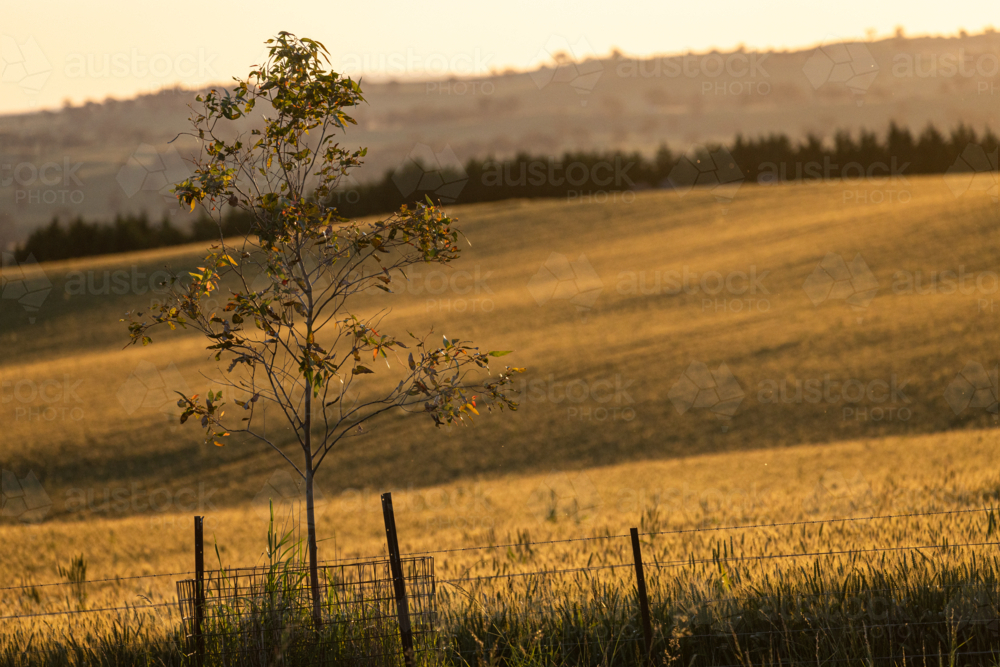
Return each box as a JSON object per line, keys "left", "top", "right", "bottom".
{"left": 1, "top": 176, "right": 999, "bottom": 663}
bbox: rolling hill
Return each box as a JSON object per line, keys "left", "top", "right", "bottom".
{"left": 1, "top": 30, "right": 998, "bottom": 243}
{"left": 1, "top": 175, "right": 997, "bottom": 527}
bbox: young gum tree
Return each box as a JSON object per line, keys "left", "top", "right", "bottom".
{"left": 122, "top": 33, "right": 521, "bottom": 626}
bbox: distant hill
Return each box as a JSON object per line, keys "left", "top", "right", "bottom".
{"left": 1, "top": 30, "right": 998, "bottom": 245}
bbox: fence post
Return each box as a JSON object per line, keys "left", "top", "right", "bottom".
{"left": 194, "top": 516, "right": 205, "bottom": 667}
{"left": 630, "top": 527, "right": 653, "bottom": 664}
{"left": 382, "top": 492, "right": 415, "bottom": 667}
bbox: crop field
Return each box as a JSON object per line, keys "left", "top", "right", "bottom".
{"left": 1, "top": 176, "right": 999, "bottom": 664}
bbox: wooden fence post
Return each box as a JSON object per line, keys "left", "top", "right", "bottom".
{"left": 382, "top": 492, "right": 415, "bottom": 667}
{"left": 630, "top": 527, "right": 653, "bottom": 664}
{"left": 194, "top": 515, "right": 205, "bottom": 667}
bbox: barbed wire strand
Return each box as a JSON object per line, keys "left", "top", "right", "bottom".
{"left": 0, "top": 570, "right": 197, "bottom": 593}
{"left": 3, "top": 506, "right": 990, "bottom": 592}
{"left": 315, "top": 506, "right": 996, "bottom": 564}
{"left": 646, "top": 539, "right": 1000, "bottom": 571}
{"left": 639, "top": 506, "right": 993, "bottom": 539}
{"left": 0, "top": 601, "right": 176, "bottom": 622}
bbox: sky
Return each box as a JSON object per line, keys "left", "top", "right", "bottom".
{"left": 1, "top": 0, "right": 997, "bottom": 115}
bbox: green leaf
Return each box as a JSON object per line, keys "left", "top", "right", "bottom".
{"left": 488, "top": 351, "right": 513, "bottom": 357}
{"left": 352, "top": 366, "right": 374, "bottom": 375}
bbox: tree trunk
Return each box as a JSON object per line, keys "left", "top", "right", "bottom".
{"left": 304, "top": 393, "right": 322, "bottom": 629}
{"left": 302, "top": 240, "right": 321, "bottom": 630}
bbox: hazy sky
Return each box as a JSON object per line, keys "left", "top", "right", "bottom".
{"left": 2, "top": 0, "right": 996, "bottom": 115}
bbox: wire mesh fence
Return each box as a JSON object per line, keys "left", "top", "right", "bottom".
{"left": 175, "top": 557, "right": 435, "bottom": 667}
{"left": 4, "top": 505, "right": 1000, "bottom": 666}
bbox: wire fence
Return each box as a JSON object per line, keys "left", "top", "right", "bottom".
{"left": 2, "top": 506, "right": 991, "bottom": 595}
{"left": 2, "top": 503, "right": 999, "bottom": 666}
{"left": 174, "top": 557, "right": 435, "bottom": 667}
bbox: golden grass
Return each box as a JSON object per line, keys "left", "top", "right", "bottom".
{"left": 0, "top": 176, "right": 998, "bottom": 628}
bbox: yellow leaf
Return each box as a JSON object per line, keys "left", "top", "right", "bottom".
{"left": 214, "top": 441, "right": 225, "bottom": 447}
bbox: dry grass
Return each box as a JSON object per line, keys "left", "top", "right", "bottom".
{"left": 0, "top": 177, "right": 998, "bottom": 658}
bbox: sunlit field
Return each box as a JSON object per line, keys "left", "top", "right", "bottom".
{"left": 2, "top": 427, "right": 999, "bottom": 664}
{"left": 1, "top": 175, "right": 999, "bottom": 664}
